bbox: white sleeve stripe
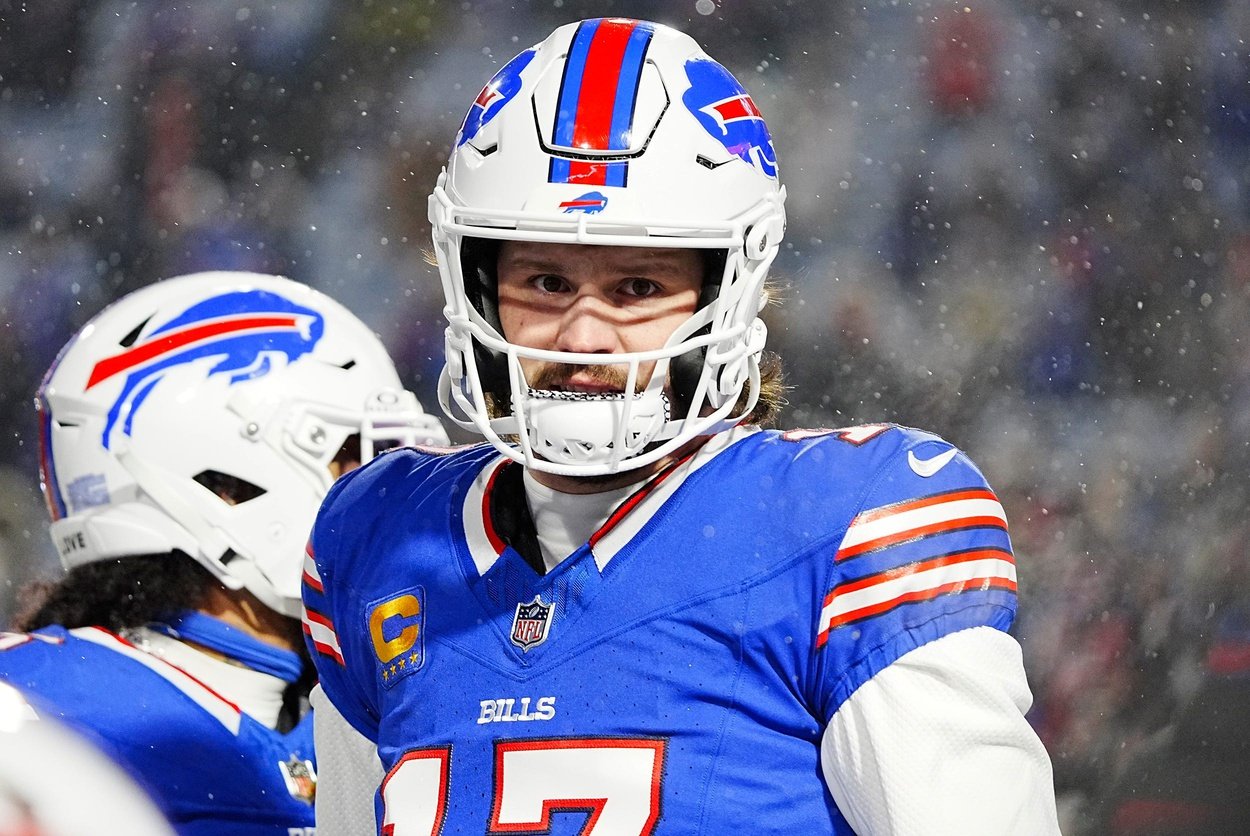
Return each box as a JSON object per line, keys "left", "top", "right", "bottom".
{"left": 71, "top": 627, "right": 242, "bottom": 734}
{"left": 820, "top": 558, "right": 1017, "bottom": 633}
{"left": 841, "top": 498, "right": 1006, "bottom": 551}
{"left": 303, "top": 551, "right": 324, "bottom": 592}
{"left": 302, "top": 606, "right": 345, "bottom": 665}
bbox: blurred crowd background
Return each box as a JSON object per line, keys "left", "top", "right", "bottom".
{"left": 2, "top": 0, "right": 1248, "bottom": 831}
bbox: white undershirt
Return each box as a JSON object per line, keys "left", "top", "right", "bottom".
{"left": 128, "top": 627, "right": 288, "bottom": 729}
{"left": 522, "top": 470, "right": 634, "bottom": 573}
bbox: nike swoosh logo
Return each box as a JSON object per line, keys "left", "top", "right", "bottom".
{"left": 908, "top": 447, "right": 958, "bottom": 477}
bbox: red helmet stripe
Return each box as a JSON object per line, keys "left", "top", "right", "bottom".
{"left": 570, "top": 19, "right": 637, "bottom": 151}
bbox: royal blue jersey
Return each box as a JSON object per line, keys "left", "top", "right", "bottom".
{"left": 304, "top": 425, "right": 1017, "bottom": 835}
{"left": 0, "top": 626, "right": 317, "bottom": 835}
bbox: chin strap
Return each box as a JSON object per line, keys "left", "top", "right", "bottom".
{"left": 152, "top": 610, "right": 304, "bottom": 683}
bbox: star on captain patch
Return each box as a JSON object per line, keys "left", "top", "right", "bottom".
{"left": 510, "top": 595, "right": 554, "bottom": 651}
{"left": 279, "top": 755, "right": 317, "bottom": 804}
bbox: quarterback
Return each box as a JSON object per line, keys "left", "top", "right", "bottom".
{"left": 1, "top": 272, "right": 447, "bottom": 835}
{"left": 305, "top": 18, "right": 1062, "bottom": 835}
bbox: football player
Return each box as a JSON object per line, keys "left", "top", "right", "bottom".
{"left": 304, "top": 18, "right": 1062, "bottom": 835}
{"left": 0, "top": 271, "right": 448, "bottom": 835}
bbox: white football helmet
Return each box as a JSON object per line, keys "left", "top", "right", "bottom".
{"left": 37, "top": 271, "right": 449, "bottom": 618}
{"left": 430, "top": 17, "right": 786, "bottom": 476}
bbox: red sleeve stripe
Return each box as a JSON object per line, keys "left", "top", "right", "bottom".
{"left": 1111, "top": 799, "right": 1217, "bottom": 832}
{"left": 816, "top": 551, "right": 1017, "bottom": 646}
{"left": 302, "top": 605, "right": 345, "bottom": 666}
{"left": 816, "top": 577, "right": 1018, "bottom": 647}
{"left": 837, "top": 490, "right": 1006, "bottom": 561}
{"left": 851, "top": 488, "right": 998, "bottom": 526}
{"left": 822, "top": 547, "right": 1015, "bottom": 606}
{"left": 302, "top": 548, "right": 324, "bottom": 593}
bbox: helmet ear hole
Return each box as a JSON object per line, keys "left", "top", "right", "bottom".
{"left": 668, "top": 249, "right": 727, "bottom": 418}
{"left": 460, "top": 236, "right": 511, "bottom": 403}
{"left": 461, "top": 237, "right": 501, "bottom": 327}
{"left": 192, "top": 470, "right": 267, "bottom": 505}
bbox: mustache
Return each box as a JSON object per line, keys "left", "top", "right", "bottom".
{"left": 528, "top": 362, "right": 647, "bottom": 393}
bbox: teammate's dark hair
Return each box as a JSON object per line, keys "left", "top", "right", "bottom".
{"left": 11, "top": 553, "right": 215, "bottom": 633}
{"left": 13, "top": 551, "right": 316, "bottom": 728}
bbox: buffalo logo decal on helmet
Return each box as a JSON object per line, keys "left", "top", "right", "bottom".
{"left": 558, "top": 191, "right": 609, "bottom": 214}
{"left": 683, "top": 58, "right": 778, "bottom": 178}
{"left": 84, "top": 290, "right": 325, "bottom": 448}
{"left": 458, "top": 47, "right": 536, "bottom": 148}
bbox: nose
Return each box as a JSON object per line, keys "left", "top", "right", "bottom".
{"left": 555, "top": 293, "right": 620, "bottom": 355}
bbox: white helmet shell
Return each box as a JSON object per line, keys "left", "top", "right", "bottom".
{"left": 430, "top": 17, "right": 785, "bottom": 476}
{"left": 37, "top": 271, "right": 449, "bottom": 617}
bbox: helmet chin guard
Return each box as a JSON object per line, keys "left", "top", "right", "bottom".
{"left": 430, "top": 17, "right": 785, "bottom": 477}
{"left": 38, "top": 271, "right": 449, "bottom": 617}
{"left": 517, "top": 390, "right": 672, "bottom": 470}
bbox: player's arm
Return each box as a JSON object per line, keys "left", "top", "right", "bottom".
{"left": 820, "top": 626, "right": 1060, "bottom": 835}
{"left": 811, "top": 433, "right": 1059, "bottom": 834}
{"left": 310, "top": 684, "right": 384, "bottom": 836}
{"left": 302, "top": 469, "right": 388, "bottom": 834}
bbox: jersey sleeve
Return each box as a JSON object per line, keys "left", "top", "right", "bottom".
{"left": 820, "top": 627, "right": 1061, "bottom": 835}
{"left": 814, "top": 434, "right": 1018, "bottom": 717}
{"left": 309, "top": 684, "right": 384, "bottom": 836}
{"left": 301, "top": 466, "right": 381, "bottom": 742}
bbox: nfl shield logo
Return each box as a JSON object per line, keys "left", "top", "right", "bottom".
{"left": 510, "top": 595, "right": 554, "bottom": 651}
{"left": 279, "top": 755, "right": 317, "bottom": 804}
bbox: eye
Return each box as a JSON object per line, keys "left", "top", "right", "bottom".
{"left": 620, "top": 277, "right": 660, "bottom": 298}
{"left": 531, "top": 274, "right": 567, "bottom": 293}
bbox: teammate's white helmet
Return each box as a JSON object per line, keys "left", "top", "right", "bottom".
{"left": 37, "top": 271, "right": 449, "bottom": 618}
{"left": 430, "top": 17, "right": 786, "bottom": 476}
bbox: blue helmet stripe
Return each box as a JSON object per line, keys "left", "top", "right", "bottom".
{"left": 607, "top": 23, "right": 654, "bottom": 151}
{"left": 552, "top": 19, "right": 599, "bottom": 150}
{"left": 549, "top": 157, "right": 571, "bottom": 183}
{"left": 604, "top": 162, "right": 627, "bottom": 187}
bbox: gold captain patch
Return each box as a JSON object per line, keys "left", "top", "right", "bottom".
{"left": 367, "top": 587, "right": 425, "bottom": 687}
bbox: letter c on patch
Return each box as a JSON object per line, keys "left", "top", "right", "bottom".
{"left": 369, "top": 594, "right": 421, "bottom": 663}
